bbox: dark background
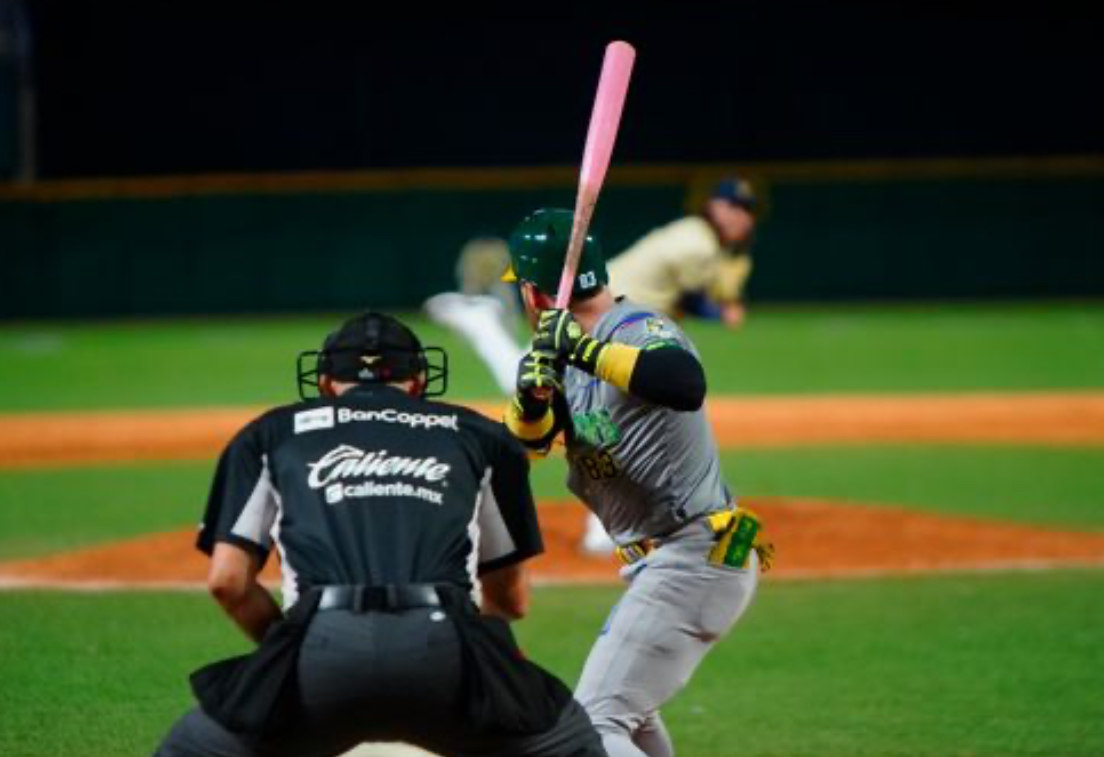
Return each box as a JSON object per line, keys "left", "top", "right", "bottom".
{"left": 23, "top": 14, "right": 1104, "bottom": 177}
{"left": 2, "top": 11, "right": 1103, "bottom": 317}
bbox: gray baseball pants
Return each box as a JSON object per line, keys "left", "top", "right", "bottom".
{"left": 575, "top": 518, "right": 759, "bottom": 757}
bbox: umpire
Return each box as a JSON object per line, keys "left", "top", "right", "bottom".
{"left": 155, "top": 311, "right": 605, "bottom": 757}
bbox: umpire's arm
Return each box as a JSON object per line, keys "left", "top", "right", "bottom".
{"left": 208, "top": 542, "right": 283, "bottom": 643}
{"left": 480, "top": 563, "right": 530, "bottom": 621}
{"left": 475, "top": 425, "right": 547, "bottom": 621}
{"left": 197, "top": 417, "right": 283, "bottom": 643}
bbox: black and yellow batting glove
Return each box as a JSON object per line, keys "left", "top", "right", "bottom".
{"left": 534, "top": 309, "right": 607, "bottom": 374}
{"left": 514, "top": 349, "right": 563, "bottom": 419}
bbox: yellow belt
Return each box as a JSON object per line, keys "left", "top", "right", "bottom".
{"left": 615, "top": 507, "right": 773, "bottom": 570}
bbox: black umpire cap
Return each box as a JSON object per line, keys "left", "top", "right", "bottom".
{"left": 323, "top": 312, "right": 426, "bottom": 384}
{"left": 298, "top": 312, "right": 448, "bottom": 399}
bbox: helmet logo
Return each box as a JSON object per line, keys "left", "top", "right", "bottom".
{"left": 358, "top": 355, "right": 381, "bottom": 381}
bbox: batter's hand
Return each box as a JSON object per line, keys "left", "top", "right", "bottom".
{"left": 534, "top": 309, "right": 592, "bottom": 357}
{"left": 534, "top": 309, "right": 606, "bottom": 374}
{"left": 516, "top": 349, "right": 564, "bottom": 396}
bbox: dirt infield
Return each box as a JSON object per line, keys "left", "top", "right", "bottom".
{"left": 1, "top": 391, "right": 1102, "bottom": 588}
{"left": 3, "top": 497, "right": 1103, "bottom": 589}
{"left": 1, "top": 395, "right": 1099, "bottom": 757}
{"left": 2, "top": 391, "right": 1103, "bottom": 469}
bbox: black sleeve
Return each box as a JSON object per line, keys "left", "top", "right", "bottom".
{"left": 196, "top": 418, "right": 279, "bottom": 561}
{"left": 628, "top": 346, "right": 707, "bottom": 411}
{"left": 475, "top": 425, "right": 545, "bottom": 574}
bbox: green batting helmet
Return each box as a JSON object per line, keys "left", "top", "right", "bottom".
{"left": 503, "top": 208, "right": 608, "bottom": 299}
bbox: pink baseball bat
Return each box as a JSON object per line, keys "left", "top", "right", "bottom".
{"left": 555, "top": 41, "right": 636, "bottom": 309}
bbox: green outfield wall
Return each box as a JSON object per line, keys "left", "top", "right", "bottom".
{"left": 1, "top": 160, "right": 1102, "bottom": 317}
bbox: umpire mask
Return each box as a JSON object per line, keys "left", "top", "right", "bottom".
{"left": 297, "top": 311, "right": 448, "bottom": 400}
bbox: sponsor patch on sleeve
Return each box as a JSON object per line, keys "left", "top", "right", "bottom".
{"left": 294, "top": 406, "right": 335, "bottom": 434}
{"left": 643, "top": 317, "right": 678, "bottom": 339}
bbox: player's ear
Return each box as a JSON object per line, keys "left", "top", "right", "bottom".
{"left": 519, "top": 282, "right": 535, "bottom": 307}
{"left": 520, "top": 283, "right": 546, "bottom": 327}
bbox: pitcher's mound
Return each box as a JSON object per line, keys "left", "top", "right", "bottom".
{"left": 3, "top": 498, "right": 1104, "bottom": 588}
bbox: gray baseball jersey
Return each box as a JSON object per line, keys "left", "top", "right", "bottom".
{"left": 561, "top": 297, "right": 731, "bottom": 545}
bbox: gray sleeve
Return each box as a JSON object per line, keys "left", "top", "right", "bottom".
{"left": 474, "top": 427, "right": 544, "bottom": 573}
{"left": 476, "top": 470, "right": 518, "bottom": 566}
{"left": 604, "top": 312, "right": 706, "bottom": 411}
{"left": 609, "top": 312, "right": 697, "bottom": 355}
{"left": 198, "top": 423, "right": 279, "bottom": 558}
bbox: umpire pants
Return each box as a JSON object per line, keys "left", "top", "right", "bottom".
{"left": 155, "top": 607, "right": 605, "bottom": 757}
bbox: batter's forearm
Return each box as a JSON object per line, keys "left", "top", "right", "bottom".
{"left": 504, "top": 398, "right": 560, "bottom": 457}
{"left": 583, "top": 342, "right": 705, "bottom": 411}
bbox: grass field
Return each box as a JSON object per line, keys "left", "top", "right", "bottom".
{"left": 2, "top": 575, "right": 1102, "bottom": 757}
{"left": 2, "top": 302, "right": 1103, "bottom": 410}
{"left": 2, "top": 301, "right": 1103, "bottom": 756}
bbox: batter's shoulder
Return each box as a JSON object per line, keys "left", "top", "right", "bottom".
{"left": 603, "top": 301, "right": 695, "bottom": 352}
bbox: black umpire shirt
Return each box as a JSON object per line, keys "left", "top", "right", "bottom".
{"left": 197, "top": 385, "right": 543, "bottom": 608}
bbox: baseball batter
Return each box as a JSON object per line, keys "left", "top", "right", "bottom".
{"left": 503, "top": 209, "right": 769, "bottom": 757}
